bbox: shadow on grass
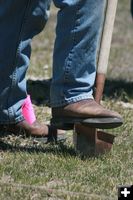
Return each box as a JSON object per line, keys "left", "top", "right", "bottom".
{"left": 27, "top": 78, "right": 133, "bottom": 106}
{"left": 27, "top": 79, "right": 51, "bottom": 106}
{"left": 0, "top": 140, "right": 77, "bottom": 158}
{"left": 104, "top": 79, "right": 133, "bottom": 101}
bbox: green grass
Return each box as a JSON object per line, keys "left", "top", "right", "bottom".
{"left": 0, "top": 1, "right": 133, "bottom": 199}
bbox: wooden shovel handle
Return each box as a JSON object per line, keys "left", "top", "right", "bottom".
{"left": 95, "top": 0, "right": 118, "bottom": 104}
{"left": 95, "top": 73, "right": 106, "bottom": 104}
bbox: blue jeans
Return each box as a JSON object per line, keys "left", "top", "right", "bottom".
{"left": 0, "top": 0, "right": 106, "bottom": 124}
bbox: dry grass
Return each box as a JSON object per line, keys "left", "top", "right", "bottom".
{"left": 0, "top": 1, "right": 133, "bottom": 199}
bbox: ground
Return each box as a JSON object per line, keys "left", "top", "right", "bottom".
{"left": 0, "top": 0, "right": 133, "bottom": 199}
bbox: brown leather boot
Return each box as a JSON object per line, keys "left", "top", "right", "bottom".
{"left": 0, "top": 120, "right": 66, "bottom": 143}
{"left": 51, "top": 99, "right": 123, "bottom": 130}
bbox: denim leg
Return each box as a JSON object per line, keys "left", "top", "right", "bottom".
{"left": 0, "top": 0, "right": 51, "bottom": 124}
{"left": 51, "top": 0, "right": 106, "bottom": 107}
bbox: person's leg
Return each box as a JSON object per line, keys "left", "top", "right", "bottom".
{"left": 0, "top": 0, "right": 51, "bottom": 124}
{"left": 51, "top": 0, "right": 123, "bottom": 129}
{"left": 0, "top": 0, "right": 56, "bottom": 137}
{"left": 51, "top": 0, "right": 106, "bottom": 106}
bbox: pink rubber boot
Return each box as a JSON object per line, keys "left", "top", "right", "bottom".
{"left": 22, "top": 95, "right": 36, "bottom": 124}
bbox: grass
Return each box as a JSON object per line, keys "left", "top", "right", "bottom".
{"left": 0, "top": 0, "right": 133, "bottom": 199}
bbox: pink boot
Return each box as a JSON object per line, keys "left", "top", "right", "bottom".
{"left": 22, "top": 95, "right": 36, "bottom": 124}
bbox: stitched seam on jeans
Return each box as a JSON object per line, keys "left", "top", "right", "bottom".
{"left": 64, "top": 2, "right": 81, "bottom": 83}
{"left": 60, "top": 1, "right": 82, "bottom": 103}
{"left": 58, "top": 4, "right": 80, "bottom": 99}
{"left": 63, "top": 1, "right": 82, "bottom": 92}
{"left": 7, "top": 0, "right": 32, "bottom": 120}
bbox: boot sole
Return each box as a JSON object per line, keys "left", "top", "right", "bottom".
{"left": 51, "top": 117, "right": 123, "bottom": 130}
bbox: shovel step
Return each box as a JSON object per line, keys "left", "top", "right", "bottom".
{"left": 73, "top": 123, "right": 115, "bottom": 156}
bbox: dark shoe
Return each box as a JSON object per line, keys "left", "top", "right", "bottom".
{"left": 51, "top": 99, "right": 123, "bottom": 130}
{"left": 0, "top": 120, "right": 66, "bottom": 143}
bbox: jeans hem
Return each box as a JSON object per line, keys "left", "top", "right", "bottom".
{"left": 51, "top": 94, "right": 94, "bottom": 108}
{"left": 0, "top": 115, "right": 25, "bottom": 124}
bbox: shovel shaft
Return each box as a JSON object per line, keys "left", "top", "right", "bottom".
{"left": 97, "top": 0, "right": 118, "bottom": 74}
{"left": 95, "top": 0, "right": 118, "bottom": 103}
{"left": 95, "top": 73, "right": 106, "bottom": 103}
